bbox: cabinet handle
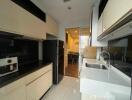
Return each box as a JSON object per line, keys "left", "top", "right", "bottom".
{"left": 26, "top": 70, "right": 51, "bottom": 86}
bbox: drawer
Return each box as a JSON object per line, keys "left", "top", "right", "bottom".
{"left": 25, "top": 63, "right": 52, "bottom": 85}
{"left": 0, "top": 78, "right": 25, "bottom": 95}
{"left": 26, "top": 70, "right": 52, "bottom": 100}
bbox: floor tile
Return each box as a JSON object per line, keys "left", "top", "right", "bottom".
{"left": 42, "top": 76, "right": 81, "bottom": 100}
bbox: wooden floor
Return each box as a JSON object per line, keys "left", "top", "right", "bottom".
{"left": 65, "top": 63, "right": 78, "bottom": 78}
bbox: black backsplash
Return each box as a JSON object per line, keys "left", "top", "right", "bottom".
{"left": 103, "top": 35, "right": 132, "bottom": 77}
{"left": 0, "top": 36, "right": 39, "bottom": 70}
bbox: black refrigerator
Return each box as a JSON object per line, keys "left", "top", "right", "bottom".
{"left": 43, "top": 40, "right": 64, "bottom": 84}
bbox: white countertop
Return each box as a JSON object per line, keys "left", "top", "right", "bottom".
{"left": 80, "top": 59, "right": 131, "bottom": 99}
{"left": 81, "top": 67, "right": 130, "bottom": 87}
{"left": 81, "top": 58, "right": 131, "bottom": 87}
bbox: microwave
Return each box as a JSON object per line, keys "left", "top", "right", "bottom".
{"left": 0, "top": 57, "right": 18, "bottom": 77}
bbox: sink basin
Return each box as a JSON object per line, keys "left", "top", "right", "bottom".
{"left": 85, "top": 63, "right": 107, "bottom": 70}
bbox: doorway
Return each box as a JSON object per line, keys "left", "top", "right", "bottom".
{"left": 64, "top": 28, "right": 79, "bottom": 78}
{"left": 64, "top": 27, "right": 96, "bottom": 78}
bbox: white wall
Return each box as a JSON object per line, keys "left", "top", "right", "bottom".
{"left": 58, "top": 25, "right": 66, "bottom": 41}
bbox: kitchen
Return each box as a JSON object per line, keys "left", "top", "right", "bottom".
{"left": 0, "top": 0, "right": 132, "bottom": 100}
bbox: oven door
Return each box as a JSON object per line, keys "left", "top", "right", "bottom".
{"left": 0, "top": 64, "right": 18, "bottom": 77}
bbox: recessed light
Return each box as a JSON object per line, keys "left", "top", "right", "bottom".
{"left": 75, "top": 30, "right": 78, "bottom": 33}
{"left": 68, "top": 6, "right": 72, "bottom": 10}
{"left": 64, "top": 0, "right": 71, "bottom": 3}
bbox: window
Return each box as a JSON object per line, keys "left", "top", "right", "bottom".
{"left": 79, "top": 36, "right": 89, "bottom": 49}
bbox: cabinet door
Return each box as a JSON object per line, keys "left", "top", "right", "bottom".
{"left": 1, "top": 86, "right": 26, "bottom": 100}
{"left": 46, "top": 15, "right": 59, "bottom": 36}
{"left": 26, "top": 79, "right": 37, "bottom": 100}
{"left": 91, "top": 3, "right": 108, "bottom": 46}
{"left": 103, "top": 0, "right": 132, "bottom": 32}
{"left": 97, "top": 14, "right": 103, "bottom": 37}
{"left": 0, "top": 0, "right": 46, "bottom": 40}
{"left": 0, "top": 0, "right": 20, "bottom": 34}
{"left": 36, "top": 71, "right": 52, "bottom": 100}
{"left": 26, "top": 71, "right": 52, "bottom": 100}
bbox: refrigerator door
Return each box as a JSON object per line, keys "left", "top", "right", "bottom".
{"left": 58, "top": 40, "right": 64, "bottom": 83}
{"left": 43, "top": 40, "right": 64, "bottom": 84}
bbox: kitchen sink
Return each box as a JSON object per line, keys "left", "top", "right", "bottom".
{"left": 85, "top": 63, "right": 107, "bottom": 70}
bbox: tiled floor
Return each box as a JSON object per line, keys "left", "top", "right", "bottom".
{"left": 42, "top": 76, "right": 81, "bottom": 100}
{"left": 65, "top": 64, "right": 79, "bottom": 78}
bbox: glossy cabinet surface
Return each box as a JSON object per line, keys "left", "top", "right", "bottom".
{"left": 0, "top": 0, "right": 46, "bottom": 40}
{"left": 0, "top": 78, "right": 26, "bottom": 100}
{"left": 46, "top": 15, "right": 59, "bottom": 36}
{"left": 102, "top": 0, "right": 132, "bottom": 32}
{"left": 0, "top": 0, "right": 58, "bottom": 39}
{"left": 1, "top": 85, "right": 26, "bottom": 100}
{"left": 0, "top": 64, "right": 53, "bottom": 100}
{"left": 26, "top": 71, "right": 52, "bottom": 100}
{"left": 91, "top": 0, "right": 108, "bottom": 46}
{"left": 97, "top": 14, "right": 103, "bottom": 37}
{"left": 36, "top": 71, "right": 52, "bottom": 99}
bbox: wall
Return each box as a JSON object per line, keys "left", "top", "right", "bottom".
{"left": 79, "top": 27, "right": 97, "bottom": 68}
{"left": 66, "top": 28, "right": 79, "bottom": 53}
{"left": 82, "top": 46, "right": 97, "bottom": 59}
{"left": 68, "top": 34, "right": 79, "bottom": 53}
{"left": 58, "top": 22, "right": 90, "bottom": 41}
{"left": 79, "top": 28, "right": 97, "bottom": 59}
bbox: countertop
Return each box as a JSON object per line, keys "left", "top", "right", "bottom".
{"left": 80, "top": 59, "right": 131, "bottom": 98}
{"left": 81, "top": 58, "right": 131, "bottom": 87}
{"left": 0, "top": 61, "right": 52, "bottom": 88}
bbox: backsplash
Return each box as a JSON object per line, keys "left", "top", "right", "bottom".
{"left": 0, "top": 34, "right": 39, "bottom": 70}
{"left": 102, "top": 35, "right": 132, "bottom": 77}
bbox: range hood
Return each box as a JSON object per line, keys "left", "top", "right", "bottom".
{"left": 98, "top": 10, "right": 132, "bottom": 41}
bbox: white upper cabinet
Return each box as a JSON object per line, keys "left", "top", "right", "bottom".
{"left": 102, "top": 0, "right": 132, "bottom": 32}
{"left": 0, "top": 0, "right": 46, "bottom": 40}
{"left": 46, "top": 15, "right": 59, "bottom": 36}
{"left": 0, "top": 0, "right": 20, "bottom": 34}
{"left": 91, "top": 0, "right": 108, "bottom": 47}
{"left": 0, "top": 0, "right": 59, "bottom": 40}
{"left": 97, "top": 14, "right": 103, "bottom": 37}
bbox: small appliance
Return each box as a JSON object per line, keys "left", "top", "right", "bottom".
{"left": 0, "top": 57, "right": 18, "bottom": 77}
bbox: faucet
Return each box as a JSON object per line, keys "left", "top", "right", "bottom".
{"left": 99, "top": 50, "right": 111, "bottom": 69}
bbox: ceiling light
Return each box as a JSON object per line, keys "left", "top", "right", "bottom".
{"left": 68, "top": 6, "right": 72, "bottom": 10}
{"left": 64, "top": 0, "right": 71, "bottom": 3}
{"left": 74, "top": 30, "right": 77, "bottom": 33}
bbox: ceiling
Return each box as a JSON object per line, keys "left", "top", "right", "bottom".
{"left": 31, "top": 0, "right": 96, "bottom": 26}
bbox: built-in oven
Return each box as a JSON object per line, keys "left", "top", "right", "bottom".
{"left": 0, "top": 57, "right": 18, "bottom": 77}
